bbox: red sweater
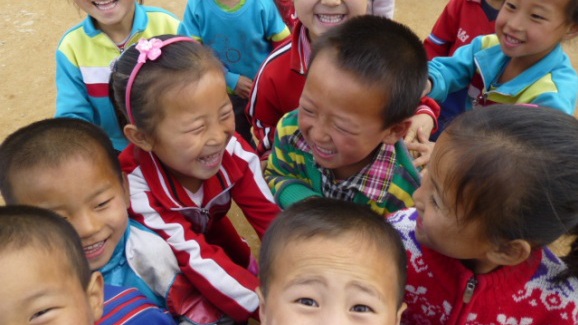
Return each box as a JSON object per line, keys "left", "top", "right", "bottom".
{"left": 424, "top": 0, "right": 497, "bottom": 60}
{"left": 247, "top": 21, "right": 440, "bottom": 160}
{"left": 120, "top": 135, "right": 280, "bottom": 322}
{"left": 389, "top": 208, "right": 578, "bottom": 324}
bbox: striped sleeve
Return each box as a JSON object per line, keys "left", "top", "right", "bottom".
{"left": 246, "top": 42, "right": 292, "bottom": 159}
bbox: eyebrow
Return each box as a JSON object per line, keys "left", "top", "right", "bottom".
{"left": 23, "top": 288, "right": 60, "bottom": 303}
{"left": 284, "top": 276, "right": 327, "bottom": 290}
{"left": 348, "top": 281, "right": 382, "bottom": 299}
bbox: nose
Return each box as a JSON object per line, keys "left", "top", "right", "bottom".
{"left": 71, "top": 210, "right": 101, "bottom": 240}
{"left": 320, "top": 310, "right": 353, "bottom": 325}
{"left": 206, "top": 122, "right": 230, "bottom": 146}
{"left": 504, "top": 11, "right": 524, "bottom": 32}
{"left": 320, "top": 0, "right": 342, "bottom": 6}
{"left": 309, "top": 119, "right": 331, "bottom": 144}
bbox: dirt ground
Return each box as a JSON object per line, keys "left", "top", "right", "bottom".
{"left": 0, "top": 1, "right": 577, "bottom": 251}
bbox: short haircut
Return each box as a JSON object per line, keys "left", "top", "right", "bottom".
{"left": 309, "top": 15, "right": 428, "bottom": 128}
{"left": 0, "top": 205, "right": 91, "bottom": 288}
{"left": 259, "top": 197, "right": 407, "bottom": 306}
{"left": 0, "top": 118, "right": 121, "bottom": 204}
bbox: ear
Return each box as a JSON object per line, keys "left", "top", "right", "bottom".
{"left": 486, "top": 239, "right": 532, "bottom": 267}
{"left": 257, "top": 287, "right": 267, "bottom": 325}
{"left": 381, "top": 119, "right": 412, "bottom": 145}
{"left": 395, "top": 302, "right": 407, "bottom": 324}
{"left": 87, "top": 271, "right": 105, "bottom": 322}
{"left": 123, "top": 124, "right": 153, "bottom": 152}
{"left": 564, "top": 24, "right": 578, "bottom": 41}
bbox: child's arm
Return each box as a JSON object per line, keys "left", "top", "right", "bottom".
{"left": 427, "top": 36, "right": 481, "bottom": 102}
{"left": 370, "top": 0, "right": 396, "bottom": 19}
{"left": 128, "top": 203, "right": 260, "bottom": 322}
{"left": 264, "top": 114, "right": 323, "bottom": 209}
{"left": 55, "top": 50, "right": 97, "bottom": 123}
{"left": 246, "top": 58, "right": 289, "bottom": 161}
{"left": 263, "top": 0, "right": 291, "bottom": 47}
{"left": 228, "top": 135, "right": 281, "bottom": 239}
{"left": 424, "top": 0, "right": 461, "bottom": 60}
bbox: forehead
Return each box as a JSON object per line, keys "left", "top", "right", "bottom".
{"left": 304, "top": 51, "right": 387, "bottom": 120}
{"left": 9, "top": 152, "right": 121, "bottom": 203}
{"left": 273, "top": 233, "right": 399, "bottom": 286}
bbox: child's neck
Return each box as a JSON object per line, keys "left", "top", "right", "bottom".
{"left": 499, "top": 57, "right": 537, "bottom": 84}
{"left": 94, "top": 12, "right": 135, "bottom": 45}
{"left": 462, "top": 258, "right": 500, "bottom": 274}
{"left": 216, "top": 0, "right": 241, "bottom": 9}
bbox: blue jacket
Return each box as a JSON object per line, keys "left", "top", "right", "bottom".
{"left": 428, "top": 34, "right": 577, "bottom": 114}
{"left": 55, "top": 3, "right": 181, "bottom": 151}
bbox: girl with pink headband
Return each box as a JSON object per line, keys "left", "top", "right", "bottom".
{"left": 111, "top": 35, "right": 281, "bottom": 324}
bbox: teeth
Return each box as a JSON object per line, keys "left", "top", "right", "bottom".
{"left": 316, "top": 145, "right": 335, "bottom": 155}
{"left": 198, "top": 152, "right": 220, "bottom": 165}
{"left": 317, "top": 14, "right": 344, "bottom": 24}
{"left": 506, "top": 34, "right": 522, "bottom": 44}
{"left": 84, "top": 241, "right": 104, "bottom": 254}
{"left": 92, "top": 0, "right": 117, "bottom": 10}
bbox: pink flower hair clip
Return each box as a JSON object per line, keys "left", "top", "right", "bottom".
{"left": 135, "top": 38, "right": 164, "bottom": 63}
{"left": 125, "top": 36, "right": 196, "bottom": 125}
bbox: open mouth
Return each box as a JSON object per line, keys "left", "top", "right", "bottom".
{"left": 92, "top": 0, "right": 118, "bottom": 11}
{"left": 198, "top": 151, "right": 222, "bottom": 168}
{"left": 84, "top": 240, "right": 106, "bottom": 259}
{"left": 313, "top": 143, "right": 336, "bottom": 159}
{"left": 503, "top": 34, "right": 523, "bottom": 46}
{"left": 316, "top": 14, "right": 345, "bottom": 24}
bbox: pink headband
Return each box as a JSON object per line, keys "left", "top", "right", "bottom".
{"left": 125, "top": 36, "right": 196, "bottom": 125}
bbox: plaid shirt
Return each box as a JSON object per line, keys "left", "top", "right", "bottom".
{"left": 291, "top": 131, "right": 395, "bottom": 203}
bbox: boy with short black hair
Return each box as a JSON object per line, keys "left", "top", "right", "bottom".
{"left": 264, "top": 15, "right": 427, "bottom": 214}
{"left": 0, "top": 205, "right": 175, "bottom": 324}
{"left": 0, "top": 118, "right": 220, "bottom": 324}
{"left": 257, "top": 197, "right": 407, "bottom": 324}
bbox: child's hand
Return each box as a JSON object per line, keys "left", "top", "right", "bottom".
{"left": 406, "top": 127, "right": 435, "bottom": 168}
{"left": 235, "top": 75, "right": 253, "bottom": 99}
{"left": 404, "top": 113, "right": 434, "bottom": 144}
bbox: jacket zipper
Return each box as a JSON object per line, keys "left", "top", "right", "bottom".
{"left": 463, "top": 276, "right": 478, "bottom": 303}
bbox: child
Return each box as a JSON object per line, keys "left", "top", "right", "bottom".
{"left": 424, "top": 0, "right": 504, "bottom": 138}
{"left": 111, "top": 35, "right": 281, "bottom": 323}
{"left": 55, "top": 0, "right": 182, "bottom": 151}
{"left": 425, "top": 0, "right": 578, "bottom": 114}
{"left": 257, "top": 197, "right": 407, "bottom": 324}
{"left": 368, "top": 0, "right": 395, "bottom": 18}
{"left": 390, "top": 105, "right": 578, "bottom": 323}
{"left": 180, "top": 0, "right": 290, "bottom": 143}
{"left": 0, "top": 205, "right": 176, "bottom": 325}
{"left": 264, "top": 16, "right": 426, "bottom": 215}
{"left": 0, "top": 118, "right": 214, "bottom": 324}
{"left": 246, "top": 0, "right": 438, "bottom": 162}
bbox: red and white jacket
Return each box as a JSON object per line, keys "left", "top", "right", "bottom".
{"left": 120, "top": 134, "right": 280, "bottom": 322}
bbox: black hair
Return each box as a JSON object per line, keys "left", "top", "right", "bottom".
{"left": 0, "top": 118, "right": 121, "bottom": 204}
{"left": 111, "top": 34, "right": 224, "bottom": 135}
{"left": 259, "top": 197, "right": 407, "bottom": 306}
{"left": 0, "top": 205, "right": 92, "bottom": 288}
{"left": 309, "top": 15, "right": 428, "bottom": 128}
{"left": 436, "top": 104, "right": 578, "bottom": 280}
